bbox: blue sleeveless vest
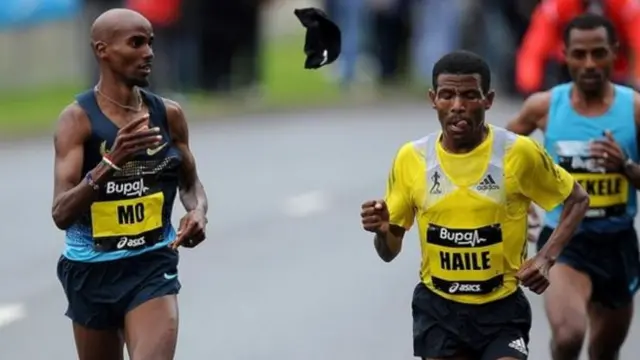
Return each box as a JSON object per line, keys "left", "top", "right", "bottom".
{"left": 63, "top": 89, "right": 182, "bottom": 262}
{"left": 543, "top": 83, "right": 638, "bottom": 233}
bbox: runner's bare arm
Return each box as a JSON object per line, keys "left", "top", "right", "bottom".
{"left": 371, "top": 144, "right": 415, "bottom": 262}
{"left": 538, "top": 182, "right": 589, "bottom": 262}
{"left": 374, "top": 225, "right": 405, "bottom": 262}
{"left": 51, "top": 104, "right": 114, "bottom": 229}
{"left": 516, "top": 138, "right": 589, "bottom": 264}
{"left": 619, "top": 93, "right": 640, "bottom": 189}
{"left": 505, "top": 91, "right": 550, "bottom": 135}
{"left": 165, "top": 100, "right": 208, "bottom": 214}
{"left": 507, "top": 92, "right": 551, "bottom": 235}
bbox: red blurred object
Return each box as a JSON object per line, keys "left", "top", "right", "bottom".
{"left": 516, "top": 0, "right": 640, "bottom": 93}
{"left": 126, "top": 0, "right": 180, "bottom": 26}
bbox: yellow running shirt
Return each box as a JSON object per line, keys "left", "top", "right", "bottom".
{"left": 386, "top": 125, "right": 574, "bottom": 304}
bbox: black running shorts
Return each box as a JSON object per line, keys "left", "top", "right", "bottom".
{"left": 412, "top": 283, "right": 531, "bottom": 359}
{"left": 537, "top": 226, "right": 640, "bottom": 309}
{"left": 57, "top": 247, "right": 181, "bottom": 330}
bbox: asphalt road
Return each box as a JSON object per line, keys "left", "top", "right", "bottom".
{"left": 0, "top": 101, "right": 638, "bottom": 359}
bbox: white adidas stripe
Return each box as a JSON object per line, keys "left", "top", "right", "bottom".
{"left": 508, "top": 338, "right": 528, "bottom": 355}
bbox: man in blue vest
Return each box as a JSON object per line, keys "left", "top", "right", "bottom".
{"left": 507, "top": 13, "right": 640, "bottom": 360}
{"left": 51, "top": 8, "right": 208, "bottom": 360}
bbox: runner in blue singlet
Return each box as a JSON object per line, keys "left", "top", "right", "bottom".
{"left": 507, "top": 13, "right": 640, "bottom": 360}
{"left": 51, "top": 8, "right": 208, "bottom": 360}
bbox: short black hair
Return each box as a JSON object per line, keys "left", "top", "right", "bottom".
{"left": 431, "top": 50, "right": 491, "bottom": 94}
{"left": 563, "top": 13, "right": 617, "bottom": 46}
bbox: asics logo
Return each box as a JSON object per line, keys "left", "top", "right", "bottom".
{"left": 116, "top": 236, "right": 146, "bottom": 249}
{"left": 448, "top": 282, "right": 483, "bottom": 293}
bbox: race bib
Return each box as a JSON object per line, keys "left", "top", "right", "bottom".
{"left": 426, "top": 224, "right": 504, "bottom": 295}
{"left": 555, "top": 140, "right": 628, "bottom": 218}
{"left": 572, "top": 172, "right": 628, "bottom": 208}
{"left": 91, "top": 191, "right": 164, "bottom": 238}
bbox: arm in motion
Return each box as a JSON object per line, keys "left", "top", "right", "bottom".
{"left": 51, "top": 104, "right": 114, "bottom": 230}
{"left": 505, "top": 91, "right": 550, "bottom": 135}
{"left": 371, "top": 143, "right": 416, "bottom": 262}
{"left": 537, "top": 182, "right": 590, "bottom": 262}
{"left": 620, "top": 94, "right": 640, "bottom": 188}
{"left": 166, "top": 100, "right": 208, "bottom": 214}
{"left": 516, "top": 137, "right": 589, "bottom": 261}
{"left": 374, "top": 225, "right": 405, "bottom": 263}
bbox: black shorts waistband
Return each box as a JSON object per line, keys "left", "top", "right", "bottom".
{"left": 539, "top": 226, "right": 637, "bottom": 245}
{"left": 415, "top": 283, "right": 524, "bottom": 310}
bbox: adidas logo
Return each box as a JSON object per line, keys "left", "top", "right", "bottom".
{"left": 508, "top": 338, "right": 528, "bottom": 355}
{"left": 476, "top": 174, "right": 499, "bottom": 191}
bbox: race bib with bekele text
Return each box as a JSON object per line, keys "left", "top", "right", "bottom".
{"left": 556, "top": 140, "right": 628, "bottom": 218}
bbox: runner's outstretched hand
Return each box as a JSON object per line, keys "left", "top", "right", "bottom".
{"left": 171, "top": 209, "right": 207, "bottom": 249}
{"left": 516, "top": 254, "right": 554, "bottom": 294}
{"left": 361, "top": 200, "right": 390, "bottom": 233}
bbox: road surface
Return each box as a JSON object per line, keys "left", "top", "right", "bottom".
{"left": 0, "top": 101, "right": 637, "bottom": 359}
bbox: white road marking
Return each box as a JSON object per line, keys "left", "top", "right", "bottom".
{"left": 0, "top": 303, "right": 26, "bottom": 328}
{"left": 283, "top": 190, "right": 329, "bottom": 218}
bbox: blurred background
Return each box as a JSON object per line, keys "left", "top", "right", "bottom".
{"left": 0, "top": 0, "right": 545, "bottom": 137}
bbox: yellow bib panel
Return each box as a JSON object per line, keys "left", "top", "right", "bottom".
{"left": 416, "top": 127, "right": 519, "bottom": 304}
{"left": 90, "top": 177, "right": 165, "bottom": 251}
{"left": 556, "top": 141, "right": 628, "bottom": 218}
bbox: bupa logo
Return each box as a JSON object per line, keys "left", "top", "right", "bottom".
{"left": 439, "top": 228, "right": 486, "bottom": 247}
{"left": 106, "top": 178, "right": 148, "bottom": 197}
{"left": 448, "top": 282, "right": 482, "bottom": 293}
{"left": 116, "top": 236, "right": 146, "bottom": 249}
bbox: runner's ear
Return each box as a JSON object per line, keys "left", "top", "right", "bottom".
{"left": 293, "top": 7, "right": 341, "bottom": 69}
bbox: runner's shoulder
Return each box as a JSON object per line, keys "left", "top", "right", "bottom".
{"left": 160, "top": 97, "right": 185, "bottom": 122}
{"left": 54, "top": 101, "right": 91, "bottom": 143}
{"left": 387, "top": 139, "right": 427, "bottom": 174}
{"left": 159, "top": 97, "right": 190, "bottom": 141}
{"left": 398, "top": 135, "right": 434, "bottom": 161}
{"left": 521, "top": 91, "right": 551, "bottom": 116}
{"left": 505, "top": 132, "right": 548, "bottom": 168}
{"left": 57, "top": 101, "right": 86, "bottom": 120}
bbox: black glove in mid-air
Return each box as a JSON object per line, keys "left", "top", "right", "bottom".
{"left": 293, "top": 7, "right": 341, "bottom": 69}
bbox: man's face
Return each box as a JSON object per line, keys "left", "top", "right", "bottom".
{"left": 564, "top": 27, "right": 616, "bottom": 93}
{"left": 95, "top": 20, "right": 154, "bottom": 87}
{"left": 429, "top": 74, "right": 494, "bottom": 144}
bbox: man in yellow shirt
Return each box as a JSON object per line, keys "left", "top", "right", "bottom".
{"left": 360, "top": 50, "right": 590, "bottom": 360}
